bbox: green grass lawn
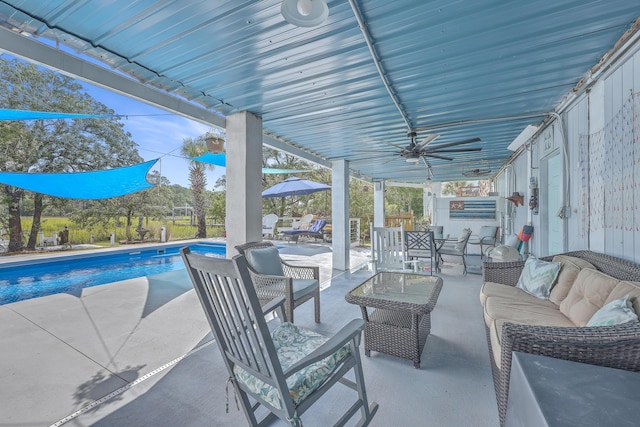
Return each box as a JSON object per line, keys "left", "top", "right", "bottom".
{"left": 20, "top": 217, "right": 224, "bottom": 246}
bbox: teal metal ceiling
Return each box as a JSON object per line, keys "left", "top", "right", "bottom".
{"left": 0, "top": 0, "right": 637, "bottom": 183}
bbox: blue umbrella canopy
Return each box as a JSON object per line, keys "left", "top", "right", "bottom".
{"left": 262, "top": 176, "right": 331, "bottom": 198}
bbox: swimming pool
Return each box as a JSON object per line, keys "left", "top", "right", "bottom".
{"left": 0, "top": 242, "right": 225, "bottom": 305}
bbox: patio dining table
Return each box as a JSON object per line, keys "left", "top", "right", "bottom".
{"left": 345, "top": 272, "right": 443, "bottom": 368}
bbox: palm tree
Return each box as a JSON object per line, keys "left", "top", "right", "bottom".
{"left": 180, "top": 135, "right": 217, "bottom": 238}
{"left": 442, "top": 181, "right": 470, "bottom": 197}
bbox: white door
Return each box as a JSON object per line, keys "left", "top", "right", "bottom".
{"left": 546, "top": 154, "right": 564, "bottom": 255}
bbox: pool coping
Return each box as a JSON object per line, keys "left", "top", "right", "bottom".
{"left": 0, "top": 238, "right": 225, "bottom": 269}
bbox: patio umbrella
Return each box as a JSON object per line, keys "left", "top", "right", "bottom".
{"left": 262, "top": 176, "right": 331, "bottom": 198}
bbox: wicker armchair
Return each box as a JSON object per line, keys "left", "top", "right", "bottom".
{"left": 482, "top": 251, "right": 640, "bottom": 426}
{"left": 235, "top": 241, "right": 320, "bottom": 323}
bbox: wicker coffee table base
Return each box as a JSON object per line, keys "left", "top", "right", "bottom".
{"left": 361, "top": 308, "right": 431, "bottom": 368}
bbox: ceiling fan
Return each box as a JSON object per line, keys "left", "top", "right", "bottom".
{"left": 388, "top": 131, "right": 481, "bottom": 163}
{"left": 462, "top": 168, "right": 492, "bottom": 177}
{"left": 352, "top": 131, "right": 482, "bottom": 164}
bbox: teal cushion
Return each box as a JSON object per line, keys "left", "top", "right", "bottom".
{"left": 292, "top": 279, "right": 318, "bottom": 299}
{"left": 246, "top": 247, "right": 285, "bottom": 276}
{"left": 233, "top": 322, "right": 351, "bottom": 410}
{"left": 587, "top": 296, "right": 639, "bottom": 327}
{"left": 515, "top": 257, "right": 561, "bottom": 299}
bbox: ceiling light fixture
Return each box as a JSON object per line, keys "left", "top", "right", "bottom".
{"left": 281, "top": 0, "right": 329, "bottom": 27}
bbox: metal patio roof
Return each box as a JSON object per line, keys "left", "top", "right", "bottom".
{"left": 0, "top": 0, "right": 638, "bottom": 183}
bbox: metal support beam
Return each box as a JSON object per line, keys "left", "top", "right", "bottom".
{"left": 0, "top": 27, "right": 226, "bottom": 129}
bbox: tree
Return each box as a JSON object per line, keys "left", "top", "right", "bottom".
{"left": 180, "top": 134, "right": 218, "bottom": 237}
{"left": 71, "top": 171, "right": 173, "bottom": 239}
{"left": 0, "top": 58, "right": 142, "bottom": 251}
{"left": 442, "top": 181, "right": 471, "bottom": 197}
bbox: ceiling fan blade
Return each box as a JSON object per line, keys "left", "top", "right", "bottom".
{"left": 352, "top": 149, "right": 399, "bottom": 154}
{"left": 415, "top": 134, "right": 440, "bottom": 150}
{"left": 351, "top": 154, "right": 400, "bottom": 162}
{"left": 381, "top": 139, "right": 410, "bottom": 151}
{"left": 423, "top": 153, "right": 454, "bottom": 161}
{"left": 429, "top": 147, "right": 482, "bottom": 153}
{"left": 381, "top": 155, "right": 404, "bottom": 165}
{"left": 423, "top": 137, "right": 481, "bottom": 151}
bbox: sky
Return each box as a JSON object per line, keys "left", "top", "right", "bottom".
{"left": 80, "top": 83, "right": 225, "bottom": 188}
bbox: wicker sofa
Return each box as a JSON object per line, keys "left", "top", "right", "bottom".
{"left": 481, "top": 250, "right": 640, "bottom": 426}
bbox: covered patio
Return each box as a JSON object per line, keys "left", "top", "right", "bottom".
{"left": 1, "top": 1, "right": 639, "bottom": 266}
{"left": 2, "top": 2, "right": 640, "bottom": 426}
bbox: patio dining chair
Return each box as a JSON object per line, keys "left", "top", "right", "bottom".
{"left": 235, "top": 241, "right": 320, "bottom": 323}
{"left": 405, "top": 230, "right": 436, "bottom": 275}
{"left": 181, "top": 248, "right": 378, "bottom": 427}
{"left": 428, "top": 225, "right": 444, "bottom": 236}
{"left": 467, "top": 225, "right": 499, "bottom": 258}
{"left": 437, "top": 228, "right": 472, "bottom": 275}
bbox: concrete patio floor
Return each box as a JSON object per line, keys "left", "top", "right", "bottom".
{"left": 0, "top": 241, "right": 498, "bottom": 426}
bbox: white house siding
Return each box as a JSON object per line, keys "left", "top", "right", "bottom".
{"left": 497, "top": 43, "right": 640, "bottom": 263}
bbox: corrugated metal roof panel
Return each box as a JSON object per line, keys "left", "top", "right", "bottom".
{"left": 0, "top": 0, "right": 637, "bottom": 182}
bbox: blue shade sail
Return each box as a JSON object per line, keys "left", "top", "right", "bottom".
{"left": 194, "top": 153, "right": 226, "bottom": 167}
{"left": 0, "top": 109, "right": 113, "bottom": 121}
{"left": 0, "top": 160, "right": 157, "bottom": 199}
{"left": 193, "top": 153, "right": 311, "bottom": 174}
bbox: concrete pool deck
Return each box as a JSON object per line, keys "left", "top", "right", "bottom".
{"left": 0, "top": 239, "right": 372, "bottom": 426}
{"left": 0, "top": 240, "right": 497, "bottom": 426}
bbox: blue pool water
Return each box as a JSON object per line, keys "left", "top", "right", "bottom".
{"left": 0, "top": 242, "right": 225, "bottom": 305}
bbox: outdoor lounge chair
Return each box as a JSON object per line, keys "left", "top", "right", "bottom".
{"left": 180, "top": 248, "right": 378, "bottom": 427}
{"left": 235, "top": 241, "right": 320, "bottom": 323}
{"left": 291, "top": 213, "right": 314, "bottom": 230}
{"left": 281, "top": 219, "right": 327, "bottom": 243}
{"left": 262, "top": 213, "right": 278, "bottom": 238}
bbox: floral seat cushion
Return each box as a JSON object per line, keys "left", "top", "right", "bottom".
{"left": 233, "top": 322, "right": 351, "bottom": 410}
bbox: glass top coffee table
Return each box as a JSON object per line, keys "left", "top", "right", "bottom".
{"left": 345, "top": 272, "right": 443, "bottom": 368}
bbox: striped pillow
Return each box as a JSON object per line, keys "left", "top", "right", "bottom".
{"left": 515, "top": 257, "right": 561, "bottom": 299}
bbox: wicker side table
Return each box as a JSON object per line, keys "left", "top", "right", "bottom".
{"left": 345, "top": 272, "right": 443, "bottom": 368}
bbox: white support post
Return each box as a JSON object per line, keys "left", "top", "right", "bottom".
{"left": 332, "top": 160, "right": 350, "bottom": 271}
{"left": 373, "top": 180, "right": 385, "bottom": 227}
{"left": 225, "top": 111, "right": 263, "bottom": 258}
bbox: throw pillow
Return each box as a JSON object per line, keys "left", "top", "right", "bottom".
{"left": 586, "top": 296, "right": 639, "bottom": 327}
{"left": 245, "top": 246, "right": 285, "bottom": 276}
{"left": 515, "top": 257, "right": 561, "bottom": 299}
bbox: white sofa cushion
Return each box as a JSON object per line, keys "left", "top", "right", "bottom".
{"left": 548, "top": 255, "right": 596, "bottom": 305}
{"left": 483, "top": 295, "right": 566, "bottom": 328}
{"left": 559, "top": 269, "right": 620, "bottom": 326}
